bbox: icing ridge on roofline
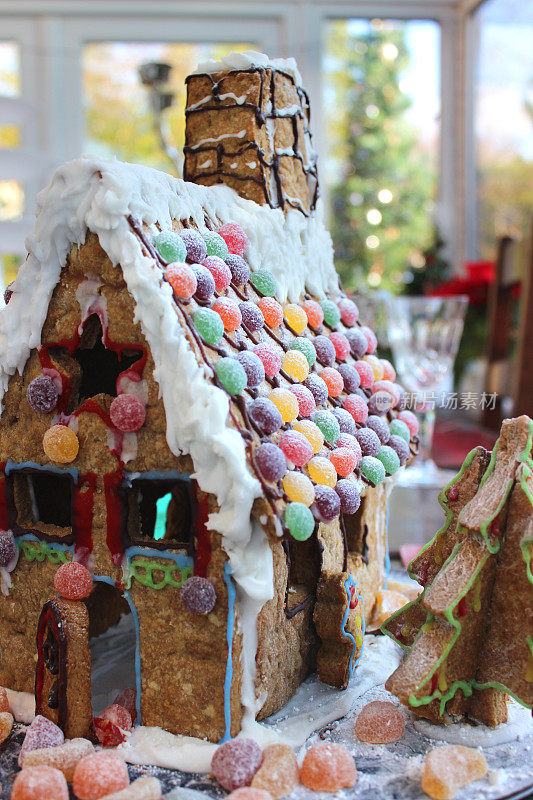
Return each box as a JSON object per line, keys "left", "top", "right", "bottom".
{"left": 194, "top": 49, "right": 304, "bottom": 87}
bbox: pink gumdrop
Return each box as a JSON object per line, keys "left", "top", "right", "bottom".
{"left": 204, "top": 255, "right": 232, "bottom": 292}
{"left": 211, "top": 738, "right": 262, "bottom": 792}
{"left": 398, "top": 409, "right": 419, "bottom": 437}
{"left": 355, "top": 700, "right": 405, "bottom": 744}
{"left": 227, "top": 790, "right": 272, "bottom": 800}
{"left": 72, "top": 752, "right": 129, "bottom": 800}
{"left": 252, "top": 343, "right": 281, "bottom": 378}
{"left": 217, "top": 222, "right": 248, "bottom": 256}
{"left": 11, "top": 766, "right": 69, "bottom": 800}
{"left": 338, "top": 298, "right": 359, "bottom": 327}
{"left": 329, "top": 332, "right": 350, "bottom": 361}
{"left": 18, "top": 716, "right": 64, "bottom": 767}
{"left": 54, "top": 561, "right": 93, "bottom": 600}
{"left": 353, "top": 361, "right": 374, "bottom": 389}
{"left": 289, "top": 385, "right": 316, "bottom": 418}
{"left": 343, "top": 394, "right": 369, "bottom": 424}
{"left": 279, "top": 431, "right": 313, "bottom": 467}
{"left": 110, "top": 394, "right": 146, "bottom": 432}
{"left": 372, "top": 380, "right": 401, "bottom": 408}
{"left": 113, "top": 688, "right": 137, "bottom": 725}
{"left": 360, "top": 325, "right": 377, "bottom": 354}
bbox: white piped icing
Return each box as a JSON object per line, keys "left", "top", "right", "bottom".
{"left": 194, "top": 50, "right": 303, "bottom": 87}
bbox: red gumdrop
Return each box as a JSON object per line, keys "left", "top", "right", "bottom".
{"left": 72, "top": 752, "right": 129, "bottom": 800}
{"left": 211, "top": 738, "right": 262, "bottom": 792}
{"left": 330, "top": 446, "right": 360, "bottom": 477}
{"left": 110, "top": 394, "right": 146, "bottom": 432}
{"left": 54, "top": 561, "right": 93, "bottom": 600}
{"left": 279, "top": 431, "right": 313, "bottom": 467}
{"left": 338, "top": 298, "right": 359, "bottom": 327}
{"left": 217, "top": 222, "right": 248, "bottom": 256}
{"left": 94, "top": 704, "right": 132, "bottom": 747}
{"left": 300, "top": 742, "right": 357, "bottom": 792}
{"left": 113, "top": 688, "right": 137, "bottom": 725}
{"left": 11, "top": 766, "right": 69, "bottom": 800}
{"left": 355, "top": 700, "right": 405, "bottom": 744}
{"left": 289, "top": 385, "right": 316, "bottom": 418}
{"left": 203, "top": 255, "right": 232, "bottom": 292}
{"left": 329, "top": 332, "right": 350, "bottom": 361}
{"left": 252, "top": 343, "right": 281, "bottom": 378}
{"left": 344, "top": 394, "right": 369, "bottom": 424}
{"left": 360, "top": 325, "right": 378, "bottom": 354}
{"left": 398, "top": 409, "right": 419, "bottom": 437}
{"left": 354, "top": 361, "right": 374, "bottom": 389}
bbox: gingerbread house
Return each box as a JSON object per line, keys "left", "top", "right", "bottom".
{"left": 0, "top": 52, "right": 417, "bottom": 744}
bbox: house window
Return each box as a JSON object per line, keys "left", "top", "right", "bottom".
{"left": 343, "top": 499, "right": 370, "bottom": 565}
{"left": 121, "top": 472, "right": 194, "bottom": 550}
{"left": 6, "top": 464, "right": 75, "bottom": 542}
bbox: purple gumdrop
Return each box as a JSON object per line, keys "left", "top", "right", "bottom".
{"left": 180, "top": 229, "right": 207, "bottom": 264}
{"left": 0, "top": 530, "right": 16, "bottom": 567}
{"left": 4, "top": 283, "right": 14, "bottom": 305}
{"left": 388, "top": 434, "right": 410, "bottom": 465}
{"left": 226, "top": 253, "right": 250, "bottom": 286}
{"left": 366, "top": 415, "right": 390, "bottom": 444}
{"left": 335, "top": 479, "right": 361, "bottom": 515}
{"left": 345, "top": 328, "right": 368, "bottom": 359}
{"left": 337, "top": 363, "right": 360, "bottom": 394}
{"left": 236, "top": 351, "right": 265, "bottom": 388}
{"left": 27, "top": 374, "right": 59, "bottom": 414}
{"left": 313, "top": 335, "right": 335, "bottom": 366}
{"left": 355, "top": 427, "right": 381, "bottom": 457}
{"left": 304, "top": 374, "right": 328, "bottom": 407}
{"left": 239, "top": 301, "right": 264, "bottom": 333}
{"left": 332, "top": 407, "right": 356, "bottom": 436}
{"left": 212, "top": 738, "right": 262, "bottom": 792}
{"left": 255, "top": 442, "right": 287, "bottom": 482}
{"left": 191, "top": 264, "right": 215, "bottom": 302}
{"left": 18, "top": 715, "right": 64, "bottom": 766}
{"left": 313, "top": 485, "right": 341, "bottom": 523}
{"left": 248, "top": 397, "right": 282, "bottom": 435}
{"left": 180, "top": 576, "right": 216, "bottom": 615}
{"left": 367, "top": 391, "right": 392, "bottom": 416}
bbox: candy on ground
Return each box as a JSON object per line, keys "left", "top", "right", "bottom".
{"left": 96, "top": 776, "right": 162, "bottom": 800}
{"left": 21, "top": 738, "right": 94, "bottom": 782}
{"left": 11, "top": 765, "right": 69, "bottom": 800}
{"left": 251, "top": 743, "right": 299, "bottom": 799}
{"left": 355, "top": 701, "right": 405, "bottom": 744}
{"left": 72, "top": 752, "right": 130, "bottom": 800}
{"left": 211, "top": 738, "right": 262, "bottom": 792}
{"left": 94, "top": 704, "right": 133, "bottom": 747}
{"left": 422, "top": 745, "right": 488, "bottom": 800}
{"left": 0, "top": 686, "right": 9, "bottom": 712}
{"left": 18, "top": 715, "right": 64, "bottom": 767}
{"left": 0, "top": 711, "right": 13, "bottom": 744}
{"left": 300, "top": 742, "right": 357, "bottom": 792}
{"left": 227, "top": 790, "right": 272, "bottom": 800}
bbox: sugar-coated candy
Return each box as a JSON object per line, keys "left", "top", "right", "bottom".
{"left": 422, "top": 745, "right": 487, "bottom": 800}
{"left": 153, "top": 231, "right": 187, "bottom": 263}
{"left": 11, "top": 765, "right": 69, "bottom": 800}
{"left": 236, "top": 351, "right": 265, "bottom": 388}
{"left": 304, "top": 374, "right": 328, "bottom": 406}
{"left": 18, "top": 715, "right": 64, "bottom": 767}
{"left": 355, "top": 427, "right": 381, "bottom": 457}
{"left": 360, "top": 455, "right": 386, "bottom": 485}
{"left": 313, "top": 334, "right": 335, "bottom": 366}
{"left": 320, "top": 299, "right": 341, "bottom": 329}
{"left": 290, "top": 337, "right": 316, "bottom": 367}
{"left": 257, "top": 297, "right": 283, "bottom": 328}
{"left": 269, "top": 388, "right": 298, "bottom": 423}
{"left": 4, "top": 283, "right": 13, "bottom": 305}
{"left": 372, "top": 379, "right": 401, "bottom": 407}
{"left": 338, "top": 298, "right": 359, "bottom": 327}
{"left": 307, "top": 456, "right": 337, "bottom": 488}
{"left": 213, "top": 297, "right": 242, "bottom": 332}
{"left": 22, "top": 739, "right": 95, "bottom": 782}
{"left": 302, "top": 299, "right": 324, "bottom": 329}
{"left": 203, "top": 256, "right": 232, "bottom": 292}
{"left": 336, "top": 432, "right": 362, "bottom": 454}
{"left": 284, "top": 502, "right": 315, "bottom": 541}
{"left": 289, "top": 386, "right": 316, "bottom": 418}
{"left": 180, "top": 576, "right": 217, "bottom": 615}
{"left": 0, "top": 711, "right": 12, "bottom": 744}
{"left": 256, "top": 443, "right": 287, "bottom": 483}
{"left": 398, "top": 409, "right": 419, "bottom": 437}
{"left": 366, "top": 415, "right": 390, "bottom": 444}
{"left": 54, "top": 561, "right": 93, "bottom": 600}
{"left": 332, "top": 407, "right": 356, "bottom": 436}
{"left": 389, "top": 418, "right": 410, "bottom": 443}
{"left": 113, "top": 688, "right": 137, "bottom": 725}
{"left": 282, "top": 350, "right": 309, "bottom": 382}
{"left": 180, "top": 229, "right": 207, "bottom": 263}
{"left": 217, "top": 222, "right": 248, "bottom": 256}
{"left": 27, "top": 375, "right": 59, "bottom": 414}
{"left": 0, "top": 530, "right": 16, "bottom": 567}
{"left": 252, "top": 343, "right": 281, "bottom": 378}
{"left": 202, "top": 230, "right": 229, "bottom": 260}
{"left": 248, "top": 397, "right": 282, "bottom": 435}
{"left": 376, "top": 445, "right": 400, "bottom": 475}
{"left": 250, "top": 269, "right": 277, "bottom": 297}
{"left": 240, "top": 301, "right": 264, "bottom": 333}
{"left": 335, "top": 479, "right": 361, "bottom": 514}
{"left": 329, "top": 332, "right": 350, "bottom": 361}
{"left": 367, "top": 391, "right": 392, "bottom": 416}
{"left": 337, "top": 363, "right": 360, "bottom": 394}
{"left": 110, "top": 394, "right": 146, "bottom": 432}
{"left": 191, "top": 264, "right": 215, "bottom": 302}
{"left": 96, "top": 776, "right": 162, "bottom": 800}
{"left": 354, "top": 360, "right": 374, "bottom": 389}
{"left": 363, "top": 354, "right": 384, "bottom": 381}
{"left": 345, "top": 328, "right": 368, "bottom": 359}
{"left": 43, "top": 425, "right": 79, "bottom": 463}
{"left": 320, "top": 367, "right": 343, "bottom": 398}
{"left": 355, "top": 700, "right": 405, "bottom": 744}
{"left": 73, "top": 752, "right": 130, "bottom": 800}
{"left": 312, "top": 410, "right": 340, "bottom": 444}
{"left": 292, "top": 419, "right": 324, "bottom": 454}
{"left": 279, "top": 430, "right": 313, "bottom": 467}
{"left": 282, "top": 472, "right": 315, "bottom": 506}
{"left": 380, "top": 358, "right": 396, "bottom": 381}
{"left": 330, "top": 446, "right": 360, "bottom": 477}
{"left": 228, "top": 789, "right": 271, "bottom": 800}
{"left": 314, "top": 484, "right": 341, "bottom": 522}
{"left": 211, "top": 737, "right": 262, "bottom": 792}
{"left": 300, "top": 742, "right": 357, "bottom": 792}
{"left": 283, "top": 304, "right": 307, "bottom": 335}
{"left": 193, "top": 308, "right": 224, "bottom": 345}
{"left": 226, "top": 253, "right": 251, "bottom": 286}
{"left": 360, "top": 325, "right": 377, "bottom": 354}
{"left": 251, "top": 743, "right": 299, "bottom": 799}
{"left": 344, "top": 394, "right": 369, "bottom": 424}
{"left": 388, "top": 434, "right": 410, "bottom": 465}
{"left": 0, "top": 686, "right": 9, "bottom": 712}
{"left": 165, "top": 263, "right": 197, "bottom": 299}
{"left": 94, "top": 704, "right": 133, "bottom": 747}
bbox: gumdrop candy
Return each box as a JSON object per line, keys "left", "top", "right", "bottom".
{"left": 284, "top": 502, "right": 315, "bottom": 541}
{"left": 180, "top": 229, "right": 207, "bottom": 264}
{"left": 344, "top": 394, "right": 368, "bottom": 424}
{"left": 0, "top": 711, "right": 12, "bottom": 744}
{"left": 18, "top": 715, "right": 64, "bottom": 767}
{"left": 314, "top": 485, "right": 341, "bottom": 522}
{"left": 398, "top": 409, "right": 419, "bottom": 437}
{"left": 257, "top": 297, "right": 283, "bottom": 329}
{"left": 366, "top": 415, "right": 390, "bottom": 444}
{"left": 331, "top": 407, "right": 356, "bottom": 436}
{"left": 0, "top": 686, "right": 9, "bottom": 712}
{"left": 227, "top": 790, "right": 271, "bottom": 800}
{"left": 372, "top": 379, "right": 401, "bottom": 408}
{"left": 355, "top": 427, "right": 381, "bottom": 457}
{"left": 165, "top": 263, "right": 197, "bottom": 300}
{"left": 110, "top": 394, "right": 146, "bottom": 432}
{"left": 283, "top": 304, "right": 307, "bottom": 335}
{"left": 240, "top": 302, "right": 264, "bottom": 333}
{"left": 422, "top": 745, "right": 488, "bottom": 800}
{"left": 153, "top": 231, "right": 187, "bottom": 263}
{"left": 190, "top": 264, "right": 215, "bottom": 302}
{"left": 215, "top": 358, "right": 247, "bottom": 395}
{"left": 330, "top": 446, "right": 360, "bottom": 477}
{"left": 292, "top": 419, "right": 324, "bottom": 454}
{"left": 387, "top": 434, "right": 410, "bottom": 465}
{"left": 269, "top": 388, "right": 298, "bottom": 423}
{"left": 72, "top": 752, "right": 130, "bottom": 800}
{"left": 54, "top": 561, "right": 93, "bottom": 600}
{"left": 289, "top": 386, "right": 316, "bottom": 419}
{"left": 300, "top": 742, "right": 357, "bottom": 792}
{"left": 389, "top": 418, "right": 410, "bottom": 443}
{"left": 345, "top": 328, "right": 368, "bottom": 359}
{"left": 213, "top": 298, "right": 242, "bottom": 333}
{"left": 307, "top": 456, "right": 337, "bottom": 488}
{"left": 338, "top": 298, "right": 359, "bottom": 327}
{"left": 282, "top": 350, "right": 309, "bottom": 382}
{"left": 204, "top": 256, "right": 232, "bottom": 293}
{"left": 355, "top": 700, "right": 405, "bottom": 744}
{"left": 360, "top": 455, "right": 386, "bottom": 485}
{"left": 376, "top": 445, "right": 401, "bottom": 475}
{"left": 255, "top": 443, "right": 287, "bottom": 483}
{"left": 217, "top": 222, "right": 248, "bottom": 256}
{"left": 360, "top": 325, "right": 377, "bottom": 354}
{"left": 337, "top": 363, "right": 360, "bottom": 394}
{"left": 335, "top": 479, "right": 361, "bottom": 514}
{"left": 226, "top": 253, "right": 250, "bottom": 286}
{"left": 279, "top": 431, "right": 313, "bottom": 467}
{"left": 302, "top": 299, "right": 324, "bottom": 329}
{"left": 336, "top": 433, "right": 361, "bottom": 454}
{"left": 0, "top": 531, "right": 16, "bottom": 567}
{"left": 282, "top": 472, "right": 315, "bottom": 506}
{"left": 180, "top": 576, "right": 217, "bottom": 615}
{"left": 304, "top": 374, "right": 328, "bottom": 407}
{"left": 11, "top": 765, "right": 69, "bottom": 800}
{"left": 367, "top": 391, "right": 391, "bottom": 416}
{"left": 251, "top": 743, "right": 299, "bottom": 799}
{"left": 329, "top": 332, "right": 350, "bottom": 361}
{"left": 27, "top": 375, "right": 59, "bottom": 414}
{"left": 193, "top": 308, "right": 224, "bottom": 345}
{"left": 96, "top": 776, "right": 162, "bottom": 799}
{"left": 313, "top": 335, "right": 335, "bottom": 366}
{"left": 113, "top": 688, "right": 137, "bottom": 725}
{"left": 248, "top": 398, "right": 282, "bottom": 436}
{"left": 363, "top": 354, "right": 384, "bottom": 381}
{"left": 236, "top": 351, "right": 265, "bottom": 388}
{"left": 353, "top": 361, "right": 374, "bottom": 389}
{"left": 320, "top": 367, "right": 343, "bottom": 398}
{"left": 94, "top": 704, "right": 133, "bottom": 747}
{"left": 22, "top": 738, "right": 94, "bottom": 782}
{"left": 320, "top": 300, "right": 341, "bottom": 329}
{"left": 380, "top": 358, "right": 396, "bottom": 382}
{"left": 202, "top": 230, "right": 229, "bottom": 260}
{"left": 211, "top": 737, "right": 262, "bottom": 792}
{"left": 250, "top": 269, "right": 277, "bottom": 297}
{"left": 4, "top": 283, "right": 14, "bottom": 305}
{"left": 252, "top": 343, "right": 281, "bottom": 378}
{"left": 312, "top": 410, "right": 340, "bottom": 444}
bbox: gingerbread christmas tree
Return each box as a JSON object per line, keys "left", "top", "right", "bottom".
{"left": 383, "top": 415, "right": 533, "bottom": 727}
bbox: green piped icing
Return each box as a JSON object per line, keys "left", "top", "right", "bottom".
{"left": 19, "top": 540, "right": 71, "bottom": 566}
{"left": 126, "top": 558, "right": 192, "bottom": 591}
{"left": 518, "top": 462, "right": 533, "bottom": 585}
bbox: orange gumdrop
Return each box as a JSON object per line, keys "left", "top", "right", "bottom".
{"left": 43, "top": 425, "right": 79, "bottom": 463}
{"left": 251, "top": 744, "right": 299, "bottom": 799}
{"left": 72, "top": 752, "right": 129, "bottom": 800}
{"left": 227, "top": 790, "right": 273, "bottom": 800}
{"left": 300, "top": 742, "right": 357, "bottom": 792}
{"left": 11, "top": 766, "right": 69, "bottom": 800}
{"left": 0, "top": 686, "right": 9, "bottom": 713}
{"left": 422, "top": 745, "right": 487, "bottom": 800}
{"left": 0, "top": 711, "right": 13, "bottom": 745}
{"left": 355, "top": 701, "right": 405, "bottom": 744}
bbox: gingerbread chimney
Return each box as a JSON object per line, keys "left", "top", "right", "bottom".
{"left": 183, "top": 52, "right": 318, "bottom": 216}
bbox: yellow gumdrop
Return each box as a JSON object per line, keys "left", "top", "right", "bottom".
{"left": 282, "top": 472, "right": 315, "bottom": 506}
{"left": 293, "top": 420, "right": 325, "bottom": 454}
{"left": 363, "top": 354, "right": 384, "bottom": 381}
{"left": 284, "top": 303, "right": 308, "bottom": 335}
{"left": 307, "top": 456, "right": 337, "bottom": 488}
{"left": 43, "top": 425, "right": 79, "bottom": 463}
{"left": 270, "top": 388, "right": 299, "bottom": 423}
{"left": 282, "top": 350, "right": 309, "bottom": 382}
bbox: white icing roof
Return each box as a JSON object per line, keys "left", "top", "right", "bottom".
{"left": 194, "top": 50, "right": 304, "bottom": 87}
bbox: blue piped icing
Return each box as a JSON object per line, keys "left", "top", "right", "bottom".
{"left": 5, "top": 460, "right": 78, "bottom": 482}
{"left": 342, "top": 574, "right": 365, "bottom": 680}
{"left": 384, "top": 504, "right": 391, "bottom": 588}
{"left": 220, "top": 560, "right": 236, "bottom": 743}
{"left": 15, "top": 533, "right": 75, "bottom": 553}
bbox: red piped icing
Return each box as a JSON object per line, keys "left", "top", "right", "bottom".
{"left": 430, "top": 672, "right": 439, "bottom": 694}
{"left": 349, "top": 584, "right": 358, "bottom": 609}
{"left": 73, "top": 399, "right": 124, "bottom": 459}
{"left": 447, "top": 484, "right": 459, "bottom": 502}
{"left": 104, "top": 471, "right": 125, "bottom": 566}
{"left": 458, "top": 597, "right": 468, "bottom": 617}
{"left": 193, "top": 494, "right": 212, "bottom": 578}
{"left": 73, "top": 472, "right": 98, "bottom": 563}
{"left": 38, "top": 350, "right": 71, "bottom": 413}
{"left": 489, "top": 514, "right": 501, "bottom": 539}
{"left": 417, "top": 560, "right": 430, "bottom": 587}
{"left": 0, "top": 464, "right": 9, "bottom": 530}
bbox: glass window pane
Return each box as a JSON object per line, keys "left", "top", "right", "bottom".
{"left": 0, "top": 41, "right": 20, "bottom": 97}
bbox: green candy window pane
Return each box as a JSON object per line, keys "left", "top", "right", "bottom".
{"left": 124, "top": 477, "right": 194, "bottom": 548}
{"left": 154, "top": 492, "right": 172, "bottom": 541}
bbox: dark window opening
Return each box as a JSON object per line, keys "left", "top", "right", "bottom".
{"left": 10, "top": 469, "right": 74, "bottom": 539}
{"left": 121, "top": 474, "right": 194, "bottom": 550}
{"left": 343, "top": 497, "right": 370, "bottom": 565}
{"left": 284, "top": 535, "right": 321, "bottom": 617}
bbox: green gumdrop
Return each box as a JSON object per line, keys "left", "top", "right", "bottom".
{"left": 153, "top": 231, "right": 187, "bottom": 263}
{"left": 250, "top": 269, "right": 277, "bottom": 297}
{"left": 320, "top": 299, "right": 341, "bottom": 328}
{"left": 360, "top": 455, "right": 386, "bottom": 485}
{"left": 376, "top": 445, "right": 400, "bottom": 475}
{"left": 290, "top": 337, "right": 316, "bottom": 367}
{"left": 193, "top": 308, "right": 224, "bottom": 345}
{"left": 285, "top": 502, "right": 315, "bottom": 541}
{"left": 215, "top": 357, "right": 247, "bottom": 395}
{"left": 390, "top": 418, "right": 410, "bottom": 443}
{"left": 312, "top": 410, "right": 341, "bottom": 444}
{"left": 203, "top": 230, "right": 229, "bottom": 260}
